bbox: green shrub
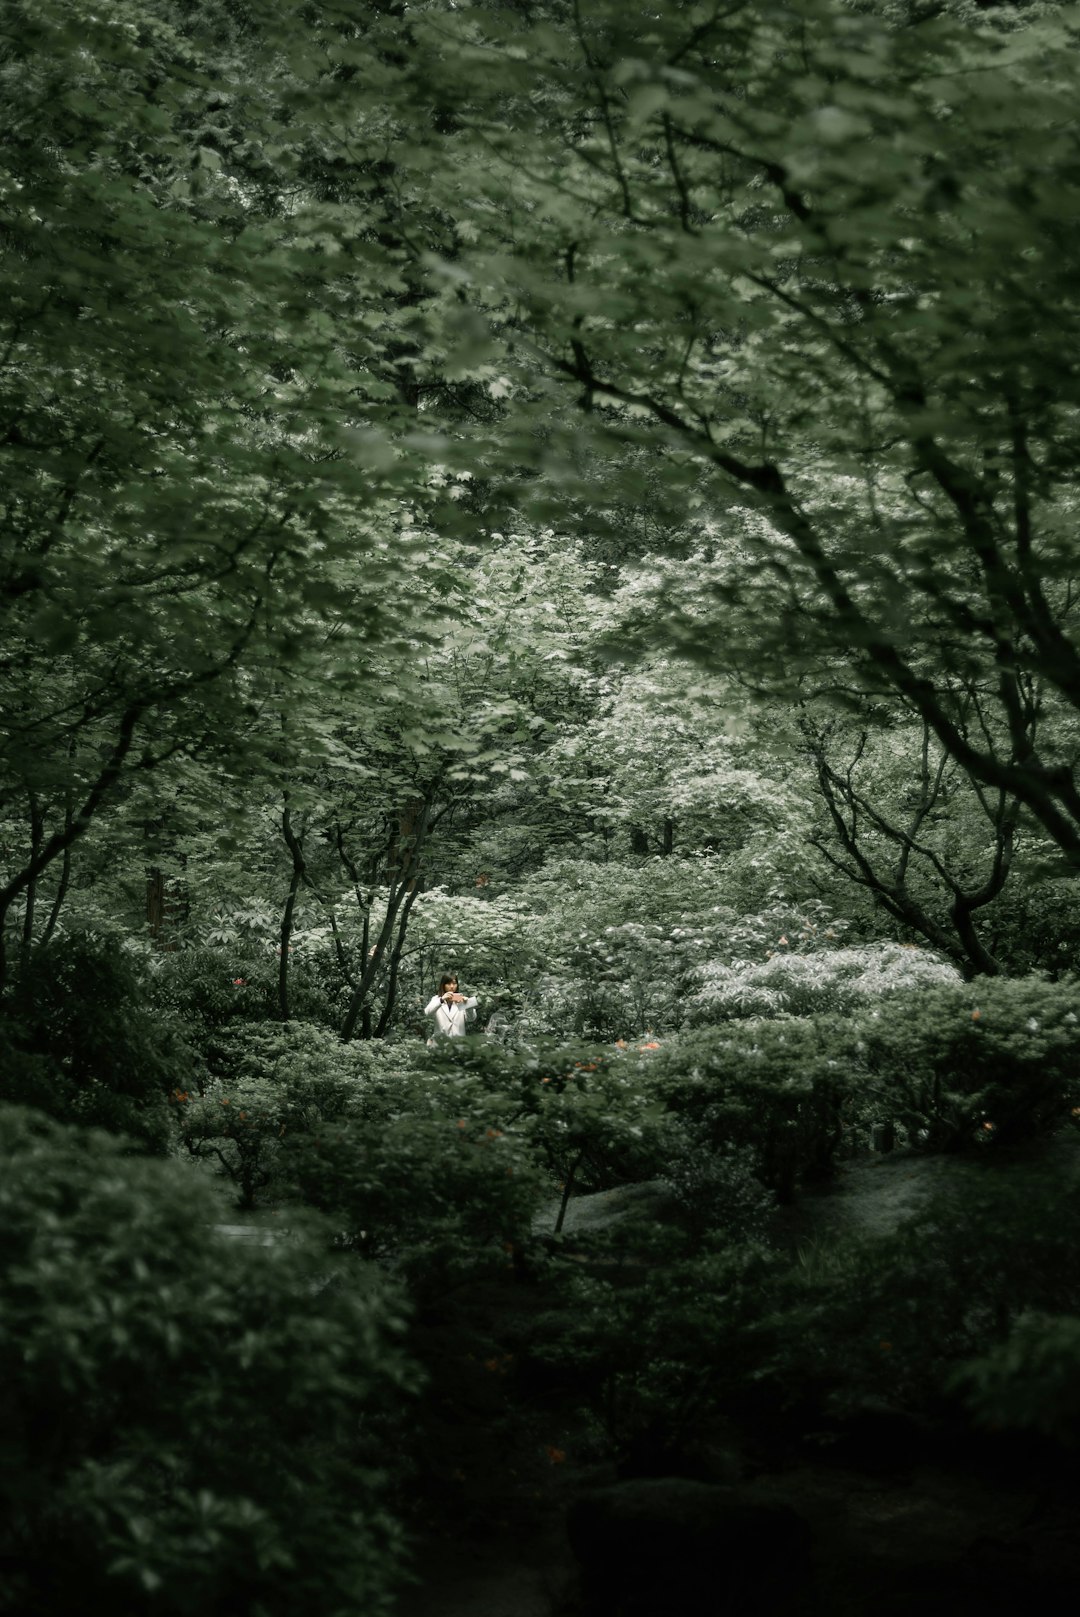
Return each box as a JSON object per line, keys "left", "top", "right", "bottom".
{"left": 0, "top": 1105, "right": 418, "bottom": 1617}
{"left": 758, "top": 1152, "right": 1080, "bottom": 1418}
{"left": 661, "top": 1128, "right": 778, "bottom": 1249}
{"left": 651, "top": 1020, "right": 864, "bottom": 1201}
{"left": 952, "top": 1312, "right": 1080, "bottom": 1442}
{"left": 145, "top": 946, "right": 280, "bottom": 1076}
{"left": 0, "top": 935, "right": 194, "bottom": 1150}
{"left": 424, "top": 1036, "right": 673, "bottom": 1215}
{"left": 527, "top": 1240, "right": 781, "bottom": 1465}
{"left": 288, "top": 1069, "right": 548, "bottom": 1293}
{"left": 176, "top": 1021, "right": 398, "bottom": 1207}
{"left": 856, "top": 975, "right": 1080, "bottom": 1151}
{"left": 983, "top": 876, "right": 1080, "bottom": 977}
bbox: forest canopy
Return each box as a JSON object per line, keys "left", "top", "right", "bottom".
{"left": 3, "top": 0, "right": 1079, "bottom": 1003}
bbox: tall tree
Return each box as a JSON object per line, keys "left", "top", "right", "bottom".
{"left": 0, "top": 1, "right": 439, "bottom": 986}
{"left": 383, "top": 0, "right": 1080, "bottom": 866}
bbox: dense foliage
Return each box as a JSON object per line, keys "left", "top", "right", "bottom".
{"left": 3, "top": 0, "right": 1080, "bottom": 1609}
{"left": 0, "top": 1107, "right": 416, "bottom": 1617}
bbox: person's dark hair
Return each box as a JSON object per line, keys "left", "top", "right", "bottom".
{"left": 438, "top": 974, "right": 459, "bottom": 993}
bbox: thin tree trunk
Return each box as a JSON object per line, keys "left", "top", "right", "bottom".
{"left": 279, "top": 800, "right": 306, "bottom": 1023}
{"left": 340, "top": 799, "right": 431, "bottom": 1041}
{"left": 554, "top": 1150, "right": 586, "bottom": 1235}
{"left": 375, "top": 881, "right": 422, "bottom": 1037}
{"left": 41, "top": 837, "right": 72, "bottom": 945}
{"left": 147, "top": 866, "right": 166, "bottom": 943}
{"left": 20, "top": 793, "right": 45, "bottom": 956}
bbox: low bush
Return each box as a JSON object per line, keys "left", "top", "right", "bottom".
{"left": 855, "top": 975, "right": 1080, "bottom": 1151}
{"left": 290, "top": 1106, "right": 546, "bottom": 1294}
{"left": 145, "top": 946, "right": 280, "bottom": 1077}
{"left": 176, "top": 1021, "right": 404, "bottom": 1207}
{"left": 661, "top": 1128, "right": 778, "bottom": 1249}
{"left": 650, "top": 1020, "right": 865, "bottom": 1201}
{"left": 0, "top": 1105, "right": 418, "bottom": 1617}
{"left": 0, "top": 935, "right": 194, "bottom": 1151}
{"left": 952, "top": 1312, "right": 1080, "bottom": 1443}
{"left": 424, "top": 1036, "right": 673, "bottom": 1212}
{"left": 287, "top": 1036, "right": 674, "bottom": 1285}
{"left": 525, "top": 1239, "right": 781, "bottom": 1468}
{"left": 757, "top": 1151, "right": 1080, "bottom": 1419}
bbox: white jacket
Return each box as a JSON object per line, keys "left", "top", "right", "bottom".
{"left": 424, "top": 993, "right": 478, "bottom": 1037}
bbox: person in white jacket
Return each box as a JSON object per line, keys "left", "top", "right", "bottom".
{"left": 424, "top": 974, "right": 478, "bottom": 1038}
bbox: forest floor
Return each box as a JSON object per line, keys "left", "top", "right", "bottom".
{"left": 394, "top": 1141, "right": 1080, "bottom": 1617}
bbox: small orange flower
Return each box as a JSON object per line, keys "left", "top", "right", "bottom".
{"left": 457, "top": 1120, "right": 467, "bottom": 1128}
{"left": 485, "top": 1128, "right": 503, "bottom": 1139}
{"left": 972, "top": 1009, "right": 981, "bottom": 1021}
{"left": 879, "top": 1341, "right": 893, "bottom": 1352}
{"left": 544, "top": 1446, "right": 566, "bottom": 1465}
{"left": 637, "top": 1042, "right": 660, "bottom": 1051}
{"left": 232, "top": 978, "right": 246, "bottom": 987}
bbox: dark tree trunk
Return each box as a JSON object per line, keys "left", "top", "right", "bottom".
{"left": 147, "top": 866, "right": 166, "bottom": 942}
{"left": 279, "top": 800, "right": 306, "bottom": 1023}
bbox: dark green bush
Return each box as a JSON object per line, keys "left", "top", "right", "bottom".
{"left": 952, "top": 1312, "right": 1080, "bottom": 1443}
{"left": 983, "top": 877, "right": 1080, "bottom": 977}
{"left": 424, "top": 1036, "right": 672, "bottom": 1196}
{"left": 661, "top": 1128, "right": 778, "bottom": 1249}
{"left": 145, "top": 946, "right": 280, "bottom": 1077}
{"left": 176, "top": 1022, "right": 386, "bottom": 1208}
{"left": 758, "top": 1151, "right": 1080, "bottom": 1419}
{"left": 0, "top": 1105, "right": 417, "bottom": 1617}
{"left": 651, "top": 1020, "right": 864, "bottom": 1201}
{"left": 289, "top": 1105, "right": 547, "bottom": 1293}
{"left": 0, "top": 934, "right": 194, "bottom": 1150}
{"left": 856, "top": 975, "right": 1080, "bottom": 1152}
{"left": 527, "top": 1239, "right": 781, "bottom": 1466}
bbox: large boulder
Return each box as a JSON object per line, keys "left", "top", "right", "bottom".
{"left": 566, "top": 1477, "right": 812, "bottom": 1615}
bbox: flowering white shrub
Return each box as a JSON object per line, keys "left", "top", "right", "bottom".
{"left": 687, "top": 942, "right": 960, "bottom": 1023}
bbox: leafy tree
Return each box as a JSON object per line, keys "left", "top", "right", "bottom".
{"left": 0, "top": 0, "right": 452, "bottom": 988}
{"left": 801, "top": 708, "right": 1022, "bottom": 975}
{"left": 390, "top": 0, "right": 1080, "bottom": 868}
